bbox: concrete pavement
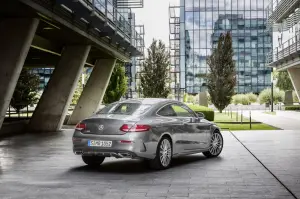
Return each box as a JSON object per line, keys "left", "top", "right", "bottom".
{"left": 241, "top": 110, "right": 300, "bottom": 130}
{"left": 233, "top": 130, "right": 300, "bottom": 198}
{"left": 0, "top": 129, "right": 299, "bottom": 199}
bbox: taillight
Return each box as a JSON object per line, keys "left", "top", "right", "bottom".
{"left": 75, "top": 123, "right": 86, "bottom": 131}
{"left": 120, "top": 124, "right": 151, "bottom": 132}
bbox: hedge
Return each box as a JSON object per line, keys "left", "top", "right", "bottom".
{"left": 187, "top": 104, "right": 215, "bottom": 121}
{"left": 285, "top": 105, "right": 300, "bottom": 111}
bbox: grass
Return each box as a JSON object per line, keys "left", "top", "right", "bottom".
{"left": 214, "top": 112, "right": 250, "bottom": 122}
{"left": 216, "top": 123, "right": 277, "bottom": 131}
{"left": 214, "top": 112, "right": 277, "bottom": 131}
{"left": 264, "top": 111, "right": 276, "bottom": 115}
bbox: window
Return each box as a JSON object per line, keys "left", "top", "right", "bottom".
{"left": 157, "top": 104, "right": 195, "bottom": 117}
{"left": 171, "top": 104, "right": 195, "bottom": 117}
{"left": 97, "top": 102, "right": 151, "bottom": 115}
{"left": 157, "top": 105, "right": 177, "bottom": 117}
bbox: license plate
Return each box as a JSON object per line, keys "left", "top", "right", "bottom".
{"left": 88, "top": 140, "right": 112, "bottom": 147}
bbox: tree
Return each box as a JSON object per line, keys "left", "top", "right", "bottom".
{"left": 71, "top": 68, "right": 90, "bottom": 105}
{"left": 10, "top": 68, "right": 40, "bottom": 113}
{"left": 275, "top": 71, "right": 294, "bottom": 91}
{"left": 259, "top": 87, "right": 284, "bottom": 104}
{"left": 207, "top": 32, "right": 236, "bottom": 113}
{"left": 140, "top": 39, "right": 170, "bottom": 98}
{"left": 103, "top": 62, "right": 128, "bottom": 104}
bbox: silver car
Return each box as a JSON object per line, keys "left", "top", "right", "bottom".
{"left": 72, "top": 98, "right": 223, "bottom": 169}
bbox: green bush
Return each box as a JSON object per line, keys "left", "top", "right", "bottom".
{"left": 187, "top": 95, "right": 195, "bottom": 104}
{"left": 188, "top": 104, "right": 215, "bottom": 121}
{"left": 246, "top": 93, "right": 258, "bottom": 103}
{"left": 259, "top": 88, "right": 284, "bottom": 105}
{"left": 232, "top": 94, "right": 243, "bottom": 105}
{"left": 207, "top": 92, "right": 212, "bottom": 105}
{"left": 285, "top": 105, "right": 300, "bottom": 111}
{"left": 167, "top": 94, "right": 175, "bottom": 100}
{"left": 241, "top": 95, "right": 250, "bottom": 105}
{"left": 183, "top": 93, "right": 188, "bottom": 103}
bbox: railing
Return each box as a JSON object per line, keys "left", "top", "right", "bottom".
{"left": 267, "top": 0, "right": 300, "bottom": 23}
{"left": 116, "top": 0, "right": 143, "bottom": 8}
{"left": 81, "top": 0, "right": 144, "bottom": 51}
{"left": 268, "top": 33, "right": 300, "bottom": 64}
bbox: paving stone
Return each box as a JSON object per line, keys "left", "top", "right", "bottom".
{"left": 0, "top": 130, "right": 297, "bottom": 198}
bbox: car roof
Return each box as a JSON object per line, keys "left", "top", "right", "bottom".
{"left": 119, "top": 98, "right": 179, "bottom": 105}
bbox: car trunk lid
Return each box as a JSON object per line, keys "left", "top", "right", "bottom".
{"left": 80, "top": 114, "right": 140, "bottom": 135}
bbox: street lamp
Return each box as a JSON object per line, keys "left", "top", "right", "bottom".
{"left": 271, "top": 79, "right": 274, "bottom": 112}
{"left": 271, "top": 69, "right": 275, "bottom": 112}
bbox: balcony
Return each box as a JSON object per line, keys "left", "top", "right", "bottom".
{"left": 116, "top": 0, "right": 143, "bottom": 8}
{"left": 35, "top": 0, "right": 144, "bottom": 56}
{"left": 267, "top": 0, "right": 300, "bottom": 24}
{"left": 268, "top": 34, "right": 300, "bottom": 67}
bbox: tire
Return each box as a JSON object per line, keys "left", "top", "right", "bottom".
{"left": 149, "top": 137, "right": 173, "bottom": 170}
{"left": 203, "top": 131, "right": 223, "bottom": 158}
{"left": 82, "top": 156, "right": 105, "bottom": 167}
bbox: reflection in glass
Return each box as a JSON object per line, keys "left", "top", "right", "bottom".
{"left": 180, "top": 0, "right": 271, "bottom": 94}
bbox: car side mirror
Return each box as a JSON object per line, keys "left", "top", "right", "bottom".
{"left": 197, "top": 112, "right": 205, "bottom": 119}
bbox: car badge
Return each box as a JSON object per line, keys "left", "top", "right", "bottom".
{"left": 98, "top": 125, "right": 104, "bottom": 131}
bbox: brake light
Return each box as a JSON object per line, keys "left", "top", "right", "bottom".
{"left": 120, "top": 124, "right": 131, "bottom": 132}
{"left": 75, "top": 123, "right": 86, "bottom": 131}
{"left": 120, "top": 124, "right": 151, "bottom": 132}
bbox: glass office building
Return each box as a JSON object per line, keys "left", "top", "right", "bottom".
{"left": 170, "top": 0, "right": 272, "bottom": 95}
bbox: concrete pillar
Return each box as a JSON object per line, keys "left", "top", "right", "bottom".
{"left": 284, "top": 90, "right": 293, "bottom": 105}
{"left": 29, "top": 45, "right": 91, "bottom": 132}
{"left": 287, "top": 67, "right": 300, "bottom": 102}
{"left": 0, "top": 18, "right": 39, "bottom": 130}
{"left": 68, "top": 59, "right": 116, "bottom": 125}
{"left": 198, "top": 92, "right": 208, "bottom": 107}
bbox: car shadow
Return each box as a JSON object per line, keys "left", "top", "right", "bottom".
{"left": 67, "top": 154, "right": 223, "bottom": 174}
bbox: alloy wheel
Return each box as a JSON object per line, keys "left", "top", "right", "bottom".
{"left": 209, "top": 132, "right": 223, "bottom": 155}
{"left": 159, "top": 139, "right": 172, "bottom": 167}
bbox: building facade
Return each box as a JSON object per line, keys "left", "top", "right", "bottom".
{"left": 267, "top": 0, "right": 300, "bottom": 101}
{"left": 31, "top": 3, "right": 145, "bottom": 99}
{"left": 170, "top": 0, "right": 272, "bottom": 96}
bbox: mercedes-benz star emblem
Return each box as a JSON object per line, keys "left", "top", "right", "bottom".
{"left": 98, "top": 125, "right": 104, "bottom": 131}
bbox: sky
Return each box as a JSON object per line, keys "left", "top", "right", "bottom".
{"left": 133, "top": 0, "right": 179, "bottom": 49}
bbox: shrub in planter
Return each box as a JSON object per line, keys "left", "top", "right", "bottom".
{"left": 187, "top": 104, "right": 214, "bottom": 121}
{"left": 285, "top": 105, "right": 300, "bottom": 111}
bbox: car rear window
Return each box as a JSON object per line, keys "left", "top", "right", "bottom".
{"left": 97, "top": 102, "right": 152, "bottom": 115}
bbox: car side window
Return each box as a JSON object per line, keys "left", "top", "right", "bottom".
{"left": 157, "top": 105, "right": 177, "bottom": 117}
{"left": 171, "top": 104, "right": 194, "bottom": 118}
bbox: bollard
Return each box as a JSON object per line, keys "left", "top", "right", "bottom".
{"left": 236, "top": 109, "right": 238, "bottom": 121}
{"left": 250, "top": 111, "right": 252, "bottom": 129}
{"left": 241, "top": 110, "right": 243, "bottom": 124}
{"left": 231, "top": 109, "right": 232, "bottom": 119}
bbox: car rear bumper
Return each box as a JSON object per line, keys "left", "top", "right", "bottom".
{"left": 72, "top": 130, "right": 157, "bottom": 159}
